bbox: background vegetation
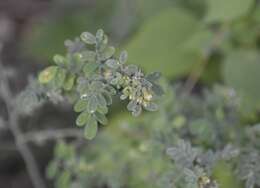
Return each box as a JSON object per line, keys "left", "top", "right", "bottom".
{"left": 0, "top": 0, "right": 259, "bottom": 187}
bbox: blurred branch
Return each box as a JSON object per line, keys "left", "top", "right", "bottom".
{"left": 23, "top": 128, "right": 83, "bottom": 144}
{"left": 0, "top": 44, "right": 47, "bottom": 188}
{"left": 183, "top": 24, "right": 229, "bottom": 93}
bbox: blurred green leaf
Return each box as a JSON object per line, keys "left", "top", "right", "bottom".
{"left": 205, "top": 0, "right": 254, "bottom": 22}
{"left": 213, "top": 162, "right": 242, "bottom": 188}
{"left": 125, "top": 8, "right": 205, "bottom": 79}
{"left": 223, "top": 50, "right": 260, "bottom": 111}
{"left": 47, "top": 161, "right": 59, "bottom": 178}
{"left": 56, "top": 170, "right": 71, "bottom": 188}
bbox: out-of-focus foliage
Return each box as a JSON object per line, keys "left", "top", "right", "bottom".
{"left": 13, "top": 0, "right": 260, "bottom": 187}
{"left": 126, "top": 8, "right": 205, "bottom": 79}
{"left": 205, "top": 0, "right": 254, "bottom": 22}
{"left": 47, "top": 83, "right": 260, "bottom": 188}
{"left": 223, "top": 50, "right": 260, "bottom": 114}
{"left": 124, "top": 0, "right": 260, "bottom": 112}
{"left": 22, "top": 0, "right": 118, "bottom": 59}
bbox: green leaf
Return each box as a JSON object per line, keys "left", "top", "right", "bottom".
{"left": 83, "top": 62, "right": 99, "bottom": 76}
{"left": 76, "top": 111, "right": 90, "bottom": 127}
{"left": 96, "top": 94, "right": 107, "bottom": 107}
{"left": 74, "top": 99, "right": 88, "bottom": 112}
{"left": 102, "top": 91, "right": 112, "bottom": 105}
{"left": 63, "top": 74, "right": 75, "bottom": 91}
{"left": 205, "top": 0, "right": 254, "bottom": 22}
{"left": 97, "top": 105, "right": 108, "bottom": 114}
{"left": 55, "top": 68, "right": 67, "bottom": 87}
{"left": 81, "top": 51, "right": 96, "bottom": 62}
{"left": 80, "top": 32, "right": 96, "bottom": 44}
{"left": 38, "top": 66, "right": 58, "bottom": 84}
{"left": 105, "top": 59, "right": 119, "bottom": 69}
{"left": 127, "top": 100, "right": 137, "bottom": 111}
{"left": 132, "top": 104, "right": 142, "bottom": 117}
{"left": 223, "top": 50, "right": 260, "bottom": 112}
{"left": 53, "top": 54, "right": 66, "bottom": 66}
{"left": 125, "top": 8, "right": 202, "bottom": 79}
{"left": 94, "top": 111, "right": 108, "bottom": 125}
{"left": 84, "top": 116, "right": 98, "bottom": 139}
{"left": 100, "top": 46, "right": 115, "bottom": 60}
{"left": 87, "top": 96, "right": 98, "bottom": 113}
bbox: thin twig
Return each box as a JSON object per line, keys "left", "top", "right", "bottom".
{"left": 0, "top": 51, "right": 46, "bottom": 188}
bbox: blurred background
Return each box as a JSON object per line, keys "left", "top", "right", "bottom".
{"left": 0, "top": 0, "right": 259, "bottom": 187}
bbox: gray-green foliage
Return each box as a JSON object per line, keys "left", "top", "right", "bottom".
{"left": 38, "top": 29, "right": 163, "bottom": 139}
{"left": 47, "top": 84, "right": 260, "bottom": 188}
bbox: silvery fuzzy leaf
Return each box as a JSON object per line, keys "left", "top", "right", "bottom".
{"left": 120, "top": 94, "right": 128, "bottom": 100}
{"left": 196, "top": 150, "right": 216, "bottom": 173}
{"left": 87, "top": 95, "right": 98, "bottom": 113}
{"left": 81, "top": 51, "right": 96, "bottom": 62}
{"left": 76, "top": 111, "right": 90, "bottom": 127}
{"left": 183, "top": 168, "right": 197, "bottom": 183}
{"left": 245, "top": 174, "right": 255, "bottom": 188}
{"left": 105, "top": 85, "right": 117, "bottom": 95}
{"left": 151, "top": 83, "right": 164, "bottom": 96}
{"left": 102, "top": 91, "right": 112, "bottom": 105}
{"left": 94, "top": 111, "right": 108, "bottom": 125}
{"left": 83, "top": 62, "right": 99, "bottom": 77}
{"left": 80, "top": 32, "right": 96, "bottom": 44}
{"left": 144, "top": 102, "right": 158, "bottom": 112}
{"left": 74, "top": 99, "right": 88, "bottom": 113}
{"left": 132, "top": 104, "right": 142, "bottom": 117}
{"left": 96, "top": 29, "right": 104, "bottom": 43}
{"left": 97, "top": 104, "right": 108, "bottom": 114}
{"left": 124, "top": 65, "right": 138, "bottom": 75}
{"left": 96, "top": 94, "right": 107, "bottom": 107}
{"left": 167, "top": 140, "right": 199, "bottom": 168}
{"left": 220, "top": 144, "right": 240, "bottom": 160}
{"left": 100, "top": 46, "right": 115, "bottom": 60}
{"left": 53, "top": 54, "right": 67, "bottom": 67}
{"left": 119, "top": 50, "right": 128, "bottom": 64}
{"left": 127, "top": 100, "right": 137, "bottom": 112}
{"left": 105, "top": 59, "right": 119, "bottom": 69}
{"left": 146, "top": 72, "right": 161, "bottom": 82}
{"left": 64, "top": 38, "right": 85, "bottom": 53}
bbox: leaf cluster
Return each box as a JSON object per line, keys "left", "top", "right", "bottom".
{"left": 38, "top": 29, "right": 162, "bottom": 139}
